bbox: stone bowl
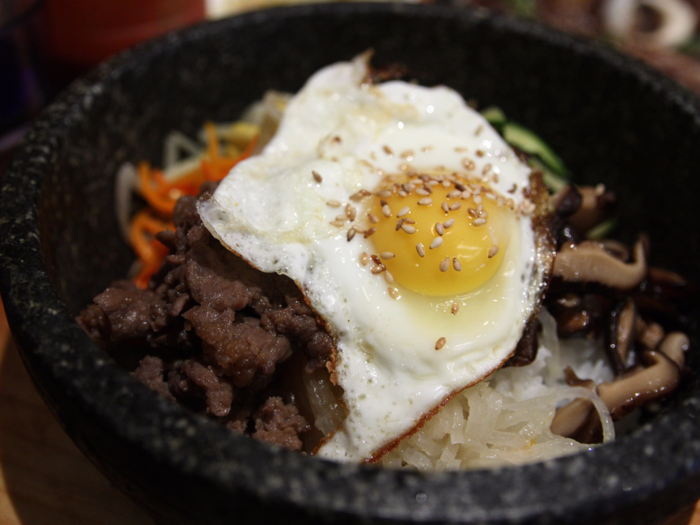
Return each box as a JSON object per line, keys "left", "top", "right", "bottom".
{"left": 2, "top": 3, "right": 700, "bottom": 524}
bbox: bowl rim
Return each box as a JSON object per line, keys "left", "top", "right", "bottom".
{"left": 2, "top": 2, "right": 700, "bottom": 523}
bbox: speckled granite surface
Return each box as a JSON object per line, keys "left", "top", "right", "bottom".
{"left": 1, "top": 3, "right": 700, "bottom": 524}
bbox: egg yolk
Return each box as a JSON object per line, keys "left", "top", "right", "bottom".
{"left": 369, "top": 175, "right": 513, "bottom": 296}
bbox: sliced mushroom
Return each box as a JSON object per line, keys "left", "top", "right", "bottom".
{"left": 605, "top": 297, "right": 637, "bottom": 375}
{"left": 550, "top": 368, "right": 597, "bottom": 439}
{"left": 597, "top": 349, "right": 681, "bottom": 420}
{"left": 551, "top": 184, "right": 582, "bottom": 217}
{"left": 553, "top": 237, "right": 647, "bottom": 290}
{"left": 505, "top": 317, "right": 540, "bottom": 367}
{"left": 636, "top": 319, "right": 665, "bottom": 349}
{"left": 567, "top": 185, "right": 617, "bottom": 233}
{"left": 658, "top": 332, "right": 689, "bottom": 368}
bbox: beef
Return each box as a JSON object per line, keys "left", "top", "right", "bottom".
{"left": 253, "top": 397, "right": 310, "bottom": 451}
{"left": 78, "top": 192, "right": 333, "bottom": 450}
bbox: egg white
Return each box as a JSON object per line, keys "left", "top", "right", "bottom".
{"left": 199, "top": 56, "right": 550, "bottom": 462}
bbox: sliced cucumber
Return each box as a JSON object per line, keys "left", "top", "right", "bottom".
{"left": 480, "top": 106, "right": 507, "bottom": 132}
{"left": 528, "top": 158, "right": 569, "bottom": 193}
{"left": 587, "top": 218, "right": 617, "bottom": 240}
{"left": 503, "top": 122, "right": 569, "bottom": 177}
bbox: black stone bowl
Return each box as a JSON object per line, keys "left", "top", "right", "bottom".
{"left": 2, "top": 3, "right": 700, "bottom": 524}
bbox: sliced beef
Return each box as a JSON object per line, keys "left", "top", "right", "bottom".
{"left": 252, "top": 397, "right": 310, "bottom": 451}
{"left": 132, "top": 356, "right": 175, "bottom": 401}
{"left": 77, "top": 188, "right": 330, "bottom": 450}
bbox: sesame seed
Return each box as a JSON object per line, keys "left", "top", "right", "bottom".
{"left": 439, "top": 257, "right": 450, "bottom": 272}
{"left": 442, "top": 180, "right": 451, "bottom": 188}
{"left": 335, "top": 215, "right": 348, "bottom": 222}
{"left": 371, "top": 264, "right": 386, "bottom": 274}
{"left": 367, "top": 213, "right": 379, "bottom": 224}
{"left": 455, "top": 147, "right": 468, "bottom": 153}
{"left": 363, "top": 227, "right": 376, "bottom": 238}
{"left": 398, "top": 190, "right": 407, "bottom": 197}
{"left": 435, "top": 222, "right": 444, "bottom": 236}
{"left": 403, "top": 217, "right": 416, "bottom": 225}
{"left": 448, "top": 190, "right": 462, "bottom": 199}
{"left": 330, "top": 220, "right": 345, "bottom": 228}
{"left": 380, "top": 251, "right": 395, "bottom": 260}
{"left": 401, "top": 224, "right": 417, "bottom": 234}
{"left": 484, "top": 192, "right": 496, "bottom": 200}
{"left": 480, "top": 210, "right": 488, "bottom": 218}
{"left": 397, "top": 206, "right": 410, "bottom": 218}
{"left": 402, "top": 183, "right": 413, "bottom": 194}
{"left": 461, "top": 190, "right": 472, "bottom": 199}
{"left": 395, "top": 219, "right": 404, "bottom": 231}
{"left": 333, "top": 135, "right": 341, "bottom": 143}
{"left": 435, "top": 337, "right": 447, "bottom": 350}
{"left": 327, "top": 199, "right": 341, "bottom": 208}
{"left": 350, "top": 189, "right": 371, "bottom": 201}
{"left": 384, "top": 271, "right": 395, "bottom": 284}
{"left": 371, "top": 255, "right": 381, "bottom": 264}
{"left": 475, "top": 124, "right": 483, "bottom": 136}
{"left": 493, "top": 174, "right": 499, "bottom": 183}
{"left": 451, "top": 303, "right": 459, "bottom": 315}
{"left": 377, "top": 190, "right": 392, "bottom": 198}
{"left": 383, "top": 145, "right": 393, "bottom": 156}
{"left": 312, "top": 170, "right": 323, "bottom": 183}
{"left": 441, "top": 202, "right": 450, "bottom": 213}
{"left": 482, "top": 163, "right": 492, "bottom": 175}
{"left": 468, "top": 207, "right": 478, "bottom": 218}
{"left": 360, "top": 252, "right": 370, "bottom": 265}
{"left": 508, "top": 184, "right": 517, "bottom": 194}
{"left": 418, "top": 197, "right": 433, "bottom": 206}
{"left": 382, "top": 204, "right": 392, "bottom": 218}
{"left": 473, "top": 218, "right": 487, "bottom": 226}
{"left": 488, "top": 245, "right": 499, "bottom": 258}
{"left": 347, "top": 228, "right": 356, "bottom": 241}
{"left": 416, "top": 187, "right": 430, "bottom": 196}
{"left": 476, "top": 150, "right": 485, "bottom": 157}
{"left": 430, "top": 237, "right": 444, "bottom": 249}
{"left": 428, "top": 179, "right": 440, "bottom": 186}
{"left": 346, "top": 204, "right": 357, "bottom": 221}
{"left": 449, "top": 202, "right": 461, "bottom": 211}
{"left": 473, "top": 195, "right": 482, "bottom": 205}
{"left": 422, "top": 184, "right": 433, "bottom": 194}
{"left": 453, "top": 258, "right": 462, "bottom": 271}
{"left": 421, "top": 146, "right": 434, "bottom": 152}
{"left": 462, "top": 159, "right": 476, "bottom": 171}
{"left": 401, "top": 149, "right": 414, "bottom": 159}
{"left": 388, "top": 287, "right": 399, "bottom": 299}
{"left": 443, "top": 218, "right": 455, "bottom": 229}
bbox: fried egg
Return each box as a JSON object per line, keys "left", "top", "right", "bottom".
{"left": 199, "top": 55, "right": 553, "bottom": 462}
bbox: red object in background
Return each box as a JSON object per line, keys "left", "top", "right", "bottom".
{"left": 45, "top": 0, "right": 205, "bottom": 67}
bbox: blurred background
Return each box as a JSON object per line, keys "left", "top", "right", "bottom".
{"left": 3, "top": 0, "right": 700, "bottom": 175}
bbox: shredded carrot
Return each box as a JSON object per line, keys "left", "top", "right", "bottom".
{"left": 130, "top": 125, "right": 259, "bottom": 288}
{"left": 138, "top": 162, "right": 178, "bottom": 216}
{"left": 129, "top": 209, "right": 173, "bottom": 288}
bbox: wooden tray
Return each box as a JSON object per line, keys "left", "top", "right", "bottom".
{"left": 0, "top": 297, "right": 697, "bottom": 525}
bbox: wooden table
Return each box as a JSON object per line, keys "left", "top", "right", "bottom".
{"left": 0, "top": 297, "right": 698, "bottom": 524}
